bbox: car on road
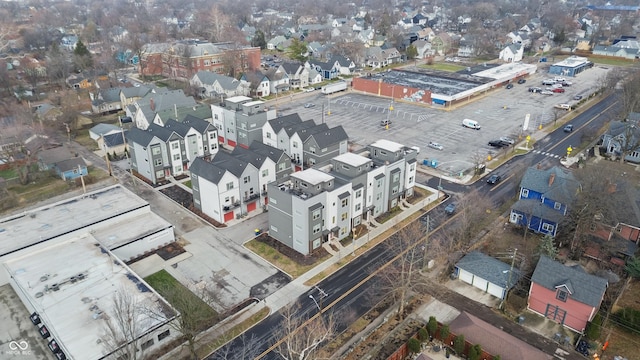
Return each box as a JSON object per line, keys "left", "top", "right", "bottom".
{"left": 444, "top": 203, "right": 456, "bottom": 215}
{"left": 517, "top": 78, "right": 526, "bottom": 84}
{"left": 486, "top": 174, "right": 502, "bottom": 185}
{"left": 303, "top": 88, "right": 315, "bottom": 92}
{"left": 499, "top": 137, "right": 515, "bottom": 145}
{"left": 304, "top": 103, "right": 315, "bottom": 108}
{"left": 574, "top": 95, "right": 583, "bottom": 100}
{"left": 563, "top": 124, "right": 574, "bottom": 132}
{"left": 552, "top": 88, "right": 565, "bottom": 93}
{"left": 428, "top": 141, "right": 444, "bottom": 150}
{"left": 505, "top": 83, "right": 513, "bottom": 89}
{"left": 488, "top": 140, "right": 507, "bottom": 148}
{"left": 540, "top": 90, "right": 554, "bottom": 95}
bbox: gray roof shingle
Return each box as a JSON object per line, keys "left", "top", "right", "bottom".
{"left": 455, "top": 251, "right": 520, "bottom": 289}
{"left": 531, "top": 255, "right": 608, "bottom": 307}
{"left": 519, "top": 166, "right": 579, "bottom": 205}
{"left": 190, "top": 157, "right": 228, "bottom": 184}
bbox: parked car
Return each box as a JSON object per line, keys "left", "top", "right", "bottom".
{"left": 304, "top": 88, "right": 315, "bottom": 92}
{"left": 517, "top": 78, "right": 526, "bottom": 84}
{"left": 529, "top": 87, "right": 542, "bottom": 93}
{"left": 505, "top": 83, "right": 513, "bottom": 89}
{"left": 428, "top": 141, "right": 444, "bottom": 150}
{"left": 499, "top": 137, "right": 515, "bottom": 145}
{"left": 488, "top": 140, "right": 509, "bottom": 148}
{"left": 573, "top": 95, "right": 583, "bottom": 100}
{"left": 540, "top": 90, "right": 554, "bottom": 95}
{"left": 487, "top": 174, "right": 502, "bottom": 185}
{"left": 304, "top": 103, "right": 315, "bottom": 108}
{"left": 444, "top": 203, "right": 457, "bottom": 215}
{"left": 542, "top": 79, "right": 556, "bottom": 85}
{"left": 563, "top": 124, "right": 574, "bottom": 132}
{"left": 561, "top": 81, "right": 572, "bottom": 87}
{"left": 552, "top": 88, "right": 565, "bottom": 93}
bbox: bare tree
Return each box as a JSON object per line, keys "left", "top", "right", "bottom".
{"left": 439, "top": 189, "right": 494, "bottom": 250}
{"left": 208, "top": 5, "right": 233, "bottom": 43}
{"left": 274, "top": 302, "right": 335, "bottom": 360}
{"left": 619, "top": 68, "right": 640, "bottom": 116}
{"left": 101, "top": 289, "right": 153, "bottom": 360}
{"left": 212, "top": 333, "right": 262, "bottom": 360}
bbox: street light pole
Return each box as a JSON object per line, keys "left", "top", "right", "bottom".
{"left": 309, "top": 294, "right": 321, "bottom": 312}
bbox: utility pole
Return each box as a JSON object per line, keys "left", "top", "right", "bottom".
{"left": 500, "top": 248, "right": 517, "bottom": 310}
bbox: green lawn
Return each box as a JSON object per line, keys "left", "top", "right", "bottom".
{"left": 183, "top": 180, "right": 192, "bottom": 189}
{"left": 0, "top": 168, "right": 17, "bottom": 179}
{"left": 419, "top": 63, "right": 466, "bottom": 72}
{"left": 589, "top": 57, "right": 637, "bottom": 67}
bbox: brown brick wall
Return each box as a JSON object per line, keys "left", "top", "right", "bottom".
{"left": 352, "top": 77, "right": 432, "bottom": 103}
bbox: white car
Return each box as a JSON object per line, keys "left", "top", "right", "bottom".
{"left": 499, "top": 137, "right": 515, "bottom": 145}
{"left": 540, "top": 90, "right": 554, "bottom": 95}
{"left": 303, "top": 88, "right": 315, "bottom": 92}
{"left": 428, "top": 141, "right": 444, "bottom": 150}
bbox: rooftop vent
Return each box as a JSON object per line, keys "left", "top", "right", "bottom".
{"left": 51, "top": 283, "right": 59, "bottom": 291}
{"left": 35, "top": 292, "right": 44, "bottom": 298}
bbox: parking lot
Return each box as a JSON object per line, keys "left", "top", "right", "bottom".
{"left": 280, "top": 65, "right": 609, "bottom": 176}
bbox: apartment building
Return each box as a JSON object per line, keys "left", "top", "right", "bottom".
{"left": 211, "top": 96, "right": 277, "bottom": 148}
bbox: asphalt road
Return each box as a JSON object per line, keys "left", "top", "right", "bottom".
{"left": 209, "top": 92, "right": 620, "bottom": 360}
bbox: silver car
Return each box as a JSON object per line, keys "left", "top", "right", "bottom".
{"left": 428, "top": 141, "right": 444, "bottom": 150}
{"left": 499, "top": 137, "right": 515, "bottom": 145}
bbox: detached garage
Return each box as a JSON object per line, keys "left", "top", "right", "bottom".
{"left": 455, "top": 251, "right": 521, "bottom": 300}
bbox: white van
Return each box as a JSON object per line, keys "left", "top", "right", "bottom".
{"left": 462, "top": 118, "right": 481, "bottom": 130}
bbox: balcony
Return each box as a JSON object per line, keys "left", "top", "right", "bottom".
{"left": 244, "top": 193, "right": 260, "bottom": 202}
{"left": 222, "top": 202, "right": 241, "bottom": 211}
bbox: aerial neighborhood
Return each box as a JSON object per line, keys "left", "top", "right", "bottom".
{"left": 1, "top": 1, "right": 640, "bottom": 360}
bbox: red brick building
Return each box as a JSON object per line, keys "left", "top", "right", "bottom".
{"left": 139, "top": 40, "right": 260, "bottom": 80}
{"left": 352, "top": 76, "right": 432, "bottom": 103}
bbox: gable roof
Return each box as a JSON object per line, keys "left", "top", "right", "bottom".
{"left": 147, "top": 123, "right": 180, "bottom": 142}
{"left": 182, "top": 114, "right": 212, "bottom": 133}
{"left": 126, "top": 127, "right": 156, "bottom": 146}
{"left": 155, "top": 104, "right": 212, "bottom": 124}
{"left": 231, "top": 146, "right": 268, "bottom": 169}
{"left": 267, "top": 113, "right": 303, "bottom": 133}
{"left": 449, "top": 312, "right": 550, "bottom": 360}
{"left": 103, "top": 132, "right": 127, "bottom": 148}
{"left": 55, "top": 157, "right": 87, "bottom": 173}
{"left": 249, "top": 141, "right": 286, "bottom": 163}
{"left": 455, "top": 251, "right": 520, "bottom": 289}
{"left": 210, "top": 151, "right": 253, "bottom": 177}
{"left": 90, "top": 123, "right": 120, "bottom": 137}
{"left": 519, "top": 166, "right": 579, "bottom": 205}
{"left": 280, "top": 62, "right": 302, "bottom": 74}
{"left": 531, "top": 256, "right": 608, "bottom": 307}
{"left": 283, "top": 119, "right": 318, "bottom": 137}
{"left": 306, "top": 125, "right": 348, "bottom": 148}
{"left": 163, "top": 119, "right": 192, "bottom": 137}
{"left": 194, "top": 71, "right": 242, "bottom": 90}
{"left": 190, "top": 157, "right": 228, "bottom": 184}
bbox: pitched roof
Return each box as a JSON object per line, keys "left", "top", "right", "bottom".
{"left": 283, "top": 119, "right": 318, "bottom": 136}
{"left": 189, "top": 157, "right": 228, "bottom": 184}
{"left": 249, "top": 141, "right": 286, "bottom": 163}
{"left": 147, "top": 123, "right": 180, "bottom": 142}
{"left": 194, "top": 71, "right": 242, "bottom": 90}
{"left": 306, "top": 125, "right": 348, "bottom": 148}
{"left": 90, "top": 123, "right": 120, "bottom": 136}
{"left": 182, "top": 114, "right": 212, "bottom": 133}
{"left": 126, "top": 127, "right": 156, "bottom": 146}
{"left": 280, "top": 62, "right": 302, "bottom": 74}
{"left": 267, "top": 113, "right": 303, "bottom": 133}
{"left": 449, "top": 312, "right": 550, "bottom": 360}
{"left": 519, "top": 166, "right": 579, "bottom": 205}
{"left": 531, "top": 256, "right": 608, "bottom": 307}
{"left": 210, "top": 151, "right": 253, "bottom": 177}
{"left": 55, "top": 157, "right": 87, "bottom": 173}
{"left": 103, "top": 132, "right": 127, "bottom": 148}
{"left": 163, "top": 119, "right": 191, "bottom": 137}
{"left": 455, "top": 251, "right": 520, "bottom": 289}
{"left": 231, "top": 146, "right": 268, "bottom": 169}
{"left": 38, "top": 146, "right": 74, "bottom": 165}
{"left": 511, "top": 198, "right": 566, "bottom": 223}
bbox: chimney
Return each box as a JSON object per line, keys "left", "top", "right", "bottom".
{"left": 150, "top": 98, "right": 155, "bottom": 111}
{"left": 548, "top": 173, "right": 555, "bottom": 187}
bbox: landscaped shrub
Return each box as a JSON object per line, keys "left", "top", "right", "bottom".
{"left": 439, "top": 324, "right": 450, "bottom": 341}
{"left": 468, "top": 344, "right": 482, "bottom": 360}
{"left": 427, "top": 316, "right": 438, "bottom": 338}
{"left": 453, "top": 334, "right": 465, "bottom": 354}
{"left": 585, "top": 313, "right": 603, "bottom": 340}
{"left": 418, "top": 327, "right": 429, "bottom": 342}
{"left": 407, "top": 338, "right": 421, "bottom": 354}
{"left": 493, "top": 355, "right": 501, "bottom": 360}
{"left": 612, "top": 307, "right": 640, "bottom": 334}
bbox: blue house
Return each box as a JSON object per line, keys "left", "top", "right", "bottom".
{"left": 37, "top": 146, "right": 88, "bottom": 181}
{"left": 307, "top": 59, "right": 340, "bottom": 80}
{"left": 509, "top": 166, "right": 580, "bottom": 237}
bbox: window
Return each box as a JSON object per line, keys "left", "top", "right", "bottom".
{"left": 266, "top": 132, "right": 271, "bottom": 139}
{"left": 209, "top": 132, "right": 216, "bottom": 140}
{"left": 376, "top": 179, "right": 382, "bottom": 187}
{"left": 173, "top": 154, "right": 180, "bottom": 161}
{"left": 278, "top": 162, "right": 287, "bottom": 171}
{"left": 510, "top": 213, "right": 523, "bottom": 223}
{"left": 309, "top": 146, "right": 316, "bottom": 154}
{"left": 151, "top": 146, "right": 161, "bottom": 155}
{"left": 341, "top": 212, "right": 348, "bottom": 221}
{"left": 293, "top": 141, "right": 298, "bottom": 148}
{"left": 341, "top": 199, "right": 348, "bottom": 207}
{"left": 154, "top": 159, "right": 162, "bottom": 166}
{"left": 554, "top": 202, "right": 561, "bottom": 210}
{"left": 408, "top": 176, "right": 414, "bottom": 183}
{"left": 204, "top": 145, "right": 208, "bottom": 151}
{"left": 355, "top": 190, "right": 362, "bottom": 198}
{"left": 410, "top": 164, "right": 415, "bottom": 171}
{"left": 556, "top": 289, "right": 568, "bottom": 302}
{"left": 313, "top": 224, "right": 321, "bottom": 234}
{"left": 355, "top": 203, "right": 361, "bottom": 211}
{"left": 226, "top": 182, "right": 234, "bottom": 190}
{"left": 158, "top": 330, "right": 170, "bottom": 341}
{"left": 262, "top": 169, "right": 269, "bottom": 177}
{"left": 392, "top": 186, "right": 398, "bottom": 194}
{"left": 174, "top": 166, "right": 181, "bottom": 173}
{"left": 520, "top": 189, "right": 529, "bottom": 197}
{"left": 392, "top": 173, "right": 399, "bottom": 182}
{"left": 140, "top": 339, "right": 154, "bottom": 350}
{"left": 312, "top": 209, "right": 321, "bottom": 220}
{"left": 542, "top": 223, "right": 555, "bottom": 232}
{"left": 341, "top": 164, "right": 350, "bottom": 170}
{"left": 171, "top": 142, "right": 180, "bottom": 150}
{"left": 243, "top": 176, "right": 251, "bottom": 184}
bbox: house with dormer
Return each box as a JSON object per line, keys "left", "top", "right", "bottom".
{"left": 528, "top": 256, "right": 608, "bottom": 333}
{"left": 431, "top": 32, "right": 452, "bottom": 56}
{"left": 190, "top": 71, "right": 250, "bottom": 98}
{"left": 242, "top": 70, "right": 271, "bottom": 97}
{"left": 278, "top": 63, "right": 309, "bottom": 89}
{"left": 91, "top": 88, "right": 124, "bottom": 114}
{"left": 127, "top": 89, "right": 197, "bottom": 130}
{"left": 507, "top": 31, "right": 531, "bottom": 49}
{"left": 307, "top": 58, "right": 340, "bottom": 79}
{"left": 329, "top": 55, "right": 356, "bottom": 76}
{"left": 363, "top": 47, "right": 401, "bottom": 69}
{"left": 509, "top": 166, "right": 580, "bottom": 237}
{"left": 600, "top": 116, "right": 640, "bottom": 163}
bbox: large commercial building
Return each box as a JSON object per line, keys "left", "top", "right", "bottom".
{"left": 0, "top": 185, "right": 180, "bottom": 359}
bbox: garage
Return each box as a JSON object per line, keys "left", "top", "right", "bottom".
{"left": 247, "top": 201, "right": 257, "bottom": 213}
{"left": 455, "top": 251, "right": 521, "bottom": 300}
{"left": 223, "top": 211, "right": 235, "bottom": 223}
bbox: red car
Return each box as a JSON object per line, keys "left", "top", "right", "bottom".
{"left": 552, "top": 88, "right": 565, "bottom": 93}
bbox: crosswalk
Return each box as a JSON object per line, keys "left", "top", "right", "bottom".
{"left": 532, "top": 150, "right": 561, "bottom": 159}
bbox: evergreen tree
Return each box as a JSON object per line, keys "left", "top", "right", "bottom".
{"left": 625, "top": 257, "right": 640, "bottom": 278}
{"left": 73, "top": 39, "right": 93, "bottom": 71}
{"left": 252, "top": 30, "right": 267, "bottom": 49}
{"left": 538, "top": 233, "right": 558, "bottom": 259}
{"left": 453, "top": 334, "right": 465, "bottom": 354}
{"left": 286, "top": 39, "right": 308, "bottom": 62}
{"left": 406, "top": 45, "right": 418, "bottom": 60}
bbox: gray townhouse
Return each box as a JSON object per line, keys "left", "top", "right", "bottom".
{"left": 267, "top": 140, "right": 418, "bottom": 256}
{"left": 262, "top": 113, "right": 304, "bottom": 151}
{"left": 153, "top": 103, "right": 213, "bottom": 126}
{"left": 303, "top": 125, "right": 349, "bottom": 168}
{"left": 248, "top": 141, "right": 292, "bottom": 184}
{"left": 211, "top": 96, "right": 277, "bottom": 149}
{"left": 182, "top": 114, "right": 219, "bottom": 157}
{"left": 127, "top": 126, "right": 179, "bottom": 184}
{"left": 367, "top": 139, "right": 418, "bottom": 210}
{"left": 190, "top": 151, "right": 265, "bottom": 224}
{"left": 268, "top": 168, "right": 353, "bottom": 255}
{"left": 163, "top": 118, "right": 218, "bottom": 167}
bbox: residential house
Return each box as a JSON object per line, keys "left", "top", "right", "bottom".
{"left": 98, "top": 132, "right": 128, "bottom": 157}
{"left": 190, "top": 71, "right": 250, "bottom": 98}
{"left": 66, "top": 74, "right": 92, "bottom": 89}
{"left": 89, "top": 124, "right": 122, "bottom": 141}
{"left": 37, "top": 146, "right": 88, "bottom": 180}
{"left": 249, "top": 141, "right": 292, "bottom": 184}
{"left": 457, "top": 37, "right": 476, "bottom": 58}
{"left": 367, "top": 139, "right": 418, "bottom": 213}
{"left": 574, "top": 38, "right": 591, "bottom": 51}
{"left": 363, "top": 47, "right": 401, "bottom": 69}
{"left": 509, "top": 166, "right": 580, "bottom": 237}
{"left": 528, "top": 256, "right": 608, "bottom": 333}
{"left": 507, "top": 31, "right": 531, "bottom": 49}
{"left": 584, "top": 221, "right": 640, "bottom": 267}
{"left": 329, "top": 55, "right": 356, "bottom": 76}
{"left": 267, "top": 35, "right": 288, "bottom": 50}
{"left": 262, "top": 113, "right": 305, "bottom": 150}
{"left": 242, "top": 70, "right": 271, "bottom": 97}
{"left": 454, "top": 251, "right": 521, "bottom": 300}
{"left": 152, "top": 103, "right": 212, "bottom": 127}
{"left": 600, "top": 118, "right": 640, "bottom": 163}
{"left": 412, "top": 40, "right": 434, "bottom": 58}
{"left": 60, "top": 34, "right": 78, "bottom": 51}
{"left": 127, "top": 125, "right": 182, "bottom": 184}
{"left": 91, "top": 88, "right": 123, "bottom": 114}
{"left": 126, "top": 89, "right": 197, "bottom": 130}
{"left": 119, "top": 85, "right": 153, "bottom": 109}
{"left": 499, "top": 43, "right": 524, "bottom": 63}
{"left": 278, "top": 63, "right": 309, "bottom": 89}
{"left": 592, "top": 45, "right": 640, "bottom": 60}
{"left": 431, "top": 32, "right": 452, "bottom": 56}
{"left": 307, "top": 59, "right": 340, "bottom": 79}
{"left": 265, "top": 67, "right": 290, "bottom": 94}
{"left": 163, "top": 119, "right": 213, "bottom": 167}
{"left": 302, "top": 125, "right": 349, "bottom": 168}
{"left": 210, "top": 96, "right": 277, "bottom": 149}
{"left": 139, "top": 40, "right": 260, "bottom": 79}
{"left": 181, "top": 114, "right": 219, "bottom": 157}
{"left": 416, "top": 27, "right": 435, "bottom": 41}
{"left": 308, "top": 68, "right": 323, "bottom": 85}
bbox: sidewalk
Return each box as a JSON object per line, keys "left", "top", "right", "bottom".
{"left": 164, "top": 184, "right": 443, "bottom": 360}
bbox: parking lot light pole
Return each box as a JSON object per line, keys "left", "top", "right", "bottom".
{"left": 309, "top": 294, "right": 321, "bottom": 312}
